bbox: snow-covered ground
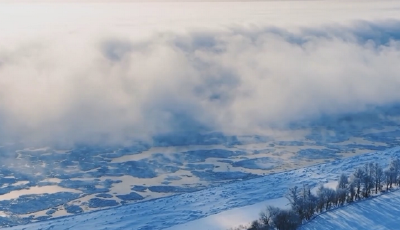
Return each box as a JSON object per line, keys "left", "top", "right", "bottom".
{"left": 1, "top": 120, "right": 398, "bottom": 226}
{"left": 4, "top": 147, "right": 400, "bottom": 230}
{"left": 301, "top": 189, "right": 400, "bottom": 230}
{"left": 165, "top": 197, "right": 289, "bottom": 230}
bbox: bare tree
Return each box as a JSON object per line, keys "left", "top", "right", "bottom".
{"left": 316, "top": 185, "right": 325, "bottom": 213}
{"left": 286, "top": 186, "right": 306, "bottom": 221}
{"left": 351, "top": 168, "right": 365, "bottom": 200}
{"left": 285, "top": 186, "right": 299, "bottom": 210}
{"left": 300, "top": 185, "right": 317, "bottom": 220}
{"left": 371, "top": 163, "right": 384, "bottom": 193}
{"left": 272, "top": 209, "right": 301, "bottom": 230}
{"left": 316, "top": 186, "right": 336, "bottom": 211}
{"left": 247, "top": 220, "right": 267, "bottom": 230}
{"left": 232, "top": 157, "right": 400, "bottom": 230}
{"left": 259, "top": 206, "right": 280, "bottom": 229}
{"left": 390, "top": 157, "right": 400, "bottom": 186}
{"left": 336, "top": 188, "right": 347, "bottom": 206}
{"left": 384, "top": 169, "right": 391, "bottom": 191}
{"left": 337, "top": 174, "right": 348, "bottom": 190}
{"left": 363, "top": 163, "right": 374, "bottom": 197}
{"left": 361, "top": 170, "right": 373, "bottom": 197}
{"left": 347, "top": 182, "right": 356, "bottom": 203}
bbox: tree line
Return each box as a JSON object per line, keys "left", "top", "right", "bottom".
{"left": 230, "top": 157, "right": 400, "bottom": 230}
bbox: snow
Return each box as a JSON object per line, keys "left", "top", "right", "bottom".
{"left": 301, "top": 189, "right": 400, "bottom": 230}
{"left": 0, "top": 185, "right": 80, "bottom": 200}
{"left": 4, "top": 147, "right": 400, "bottom": 230}
{"left": 1, "top": 124, "right": 396, "bottom": 225}
{"left": 166, "top": 198, "right": 289, "bottom": 230}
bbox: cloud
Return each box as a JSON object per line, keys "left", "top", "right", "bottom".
{"left": 1, "top": 20, "right": 400, "bottom": 146}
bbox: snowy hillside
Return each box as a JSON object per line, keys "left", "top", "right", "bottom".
{"left": 4, "top": 147, "right": 400, "bottom": 230}
{"left": 301, "top": 189, "right": 400, "bottom": 230}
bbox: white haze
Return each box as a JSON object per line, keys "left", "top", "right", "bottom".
{"left": 1, "top": 1, "right": 400, "bottom": 146}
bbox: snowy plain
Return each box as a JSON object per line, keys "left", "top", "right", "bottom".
{"left": 4, "top": 147, "right": 400, "bottom": 230}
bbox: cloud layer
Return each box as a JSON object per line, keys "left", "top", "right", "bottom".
{"left": 2, "top": 17, "right": 400, "bottom": 146}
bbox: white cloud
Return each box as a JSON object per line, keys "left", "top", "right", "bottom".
{"left": 1, "top": 3, "right": 400, "bottom": 146}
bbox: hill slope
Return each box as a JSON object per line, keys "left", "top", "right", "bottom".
{"left": 302, "top": 190, "right": 400, "bottom": 230}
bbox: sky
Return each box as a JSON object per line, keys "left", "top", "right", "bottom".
{"left": 1, "top": 1, "right": 400, "bottom": 146}
{"left": 0, "top": 0, "right": 295, "bottom": 2}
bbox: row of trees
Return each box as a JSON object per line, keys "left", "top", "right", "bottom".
{"left": 231, "top": 157, "right": 400, "bottom": 230}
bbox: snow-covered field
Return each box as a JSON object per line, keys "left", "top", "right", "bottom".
{"left": 0, "top": 119, "right": 399, "bottom": 226}
{"left": 4, "top": 147, "right": 400, "bottom": 230}
{"left": 301, "top": 189, "right": 400, "bottom": 230}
